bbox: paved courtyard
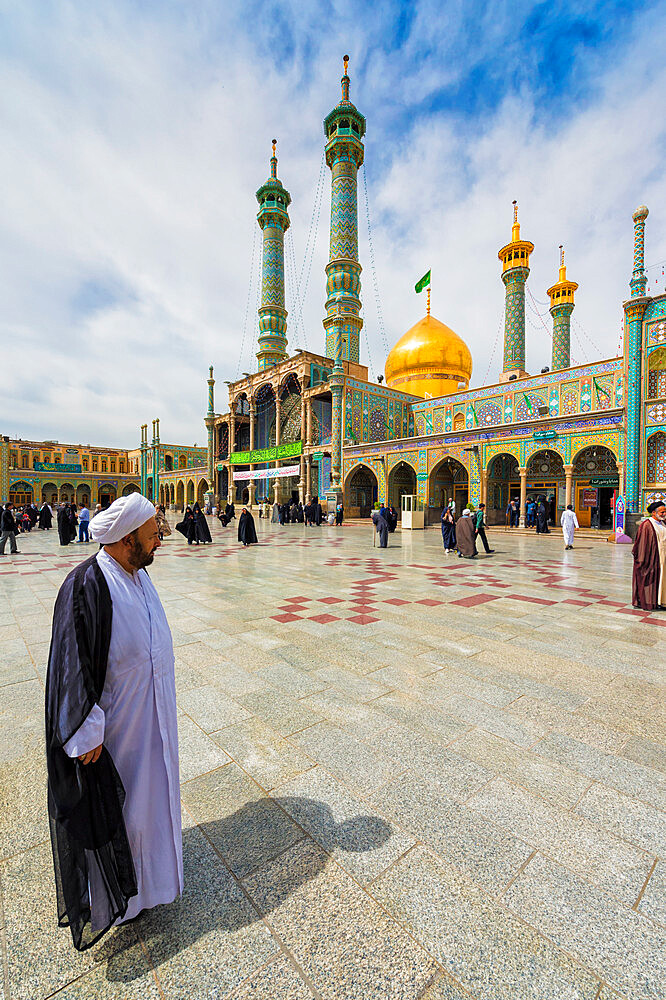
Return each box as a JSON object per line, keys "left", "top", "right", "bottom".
{"left": 0, "top": 516, "right": 665, "bottom": 999}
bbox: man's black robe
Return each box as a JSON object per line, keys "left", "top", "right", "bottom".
{"left": 238, "top": 509, "right": 258, "bottom": 545}
{"left": 45, "top": 555, "right": 137, "bottom": 951}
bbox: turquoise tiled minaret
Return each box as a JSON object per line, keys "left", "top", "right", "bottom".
{"left": 624, "top": 205, "right": 649, "bottom": 513}
{"left": 322, "top": 55, "right": 365, "bottom": 365}
{"left": 256, "top": 140, "right": 291, "bottom": 371}
{"left": 547, "top": 247, "right": 578, "bottom": 371}
{"left": 498, "top": 201, "right": 534, "bottom": 380}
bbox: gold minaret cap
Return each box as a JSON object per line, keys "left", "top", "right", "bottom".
{"left": 343, "top": 54, "right": 349, "bottom": 75}
{"left": 498, "top": 199, "right": 534, "bottom": 271}
{"left": 547, "top": 244, "right": 578, "bottom": 308}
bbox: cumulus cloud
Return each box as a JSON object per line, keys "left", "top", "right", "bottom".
{"left": 1, "top": 1, "right": 665, "bottom": 446}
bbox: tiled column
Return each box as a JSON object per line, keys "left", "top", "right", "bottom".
{"left": 519, "top": 468, "right": 527, "bottom": 527}
{"left": 564, "top": 465, "right": 573, "bottom": 508}
{"left": 273, "top": 397, "right": 281, "bottom": 503}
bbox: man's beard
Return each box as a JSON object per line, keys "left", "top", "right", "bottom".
{"left": 128, "top": 538, "right": 155, "bottom": 570}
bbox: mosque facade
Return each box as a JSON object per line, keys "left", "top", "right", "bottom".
{"left": 207, "top": 59, "right": 665, "bottom": 533}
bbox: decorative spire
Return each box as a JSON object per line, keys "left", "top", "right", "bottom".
{"left": 341, "top": 54, "right": 350, "bottom": 102}
{"left": 270, "top": 138, "right": 277, "bottom": 179}
{"left": 426, "top": 286, "right": 431, "bottom": 317}
{"left": 547, "top": 244, "right": 577, "bottom": 371}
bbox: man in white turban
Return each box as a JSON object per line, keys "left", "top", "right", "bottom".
{"left": 45, "top": 493, "right": 182, "bottom": 950}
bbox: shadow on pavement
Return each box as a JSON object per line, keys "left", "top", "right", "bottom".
{"left": 105, "top": 796, "right": 391, "bottom": 982}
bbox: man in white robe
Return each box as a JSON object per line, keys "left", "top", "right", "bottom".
{"left": 46, "top": 493, "right": 182, "bottom": 948}
{"left": 560, "top": 504, "right": 579, "bottom": 550}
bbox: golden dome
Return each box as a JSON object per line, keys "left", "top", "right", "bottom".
{"left": 385, "top": 313, "right": 473, "bottom": 399}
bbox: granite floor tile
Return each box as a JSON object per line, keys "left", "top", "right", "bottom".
{"left": 0, "top": 751, "right": 49, "bottom": 860}
{"left": 443, "top": 693, "right": 548, "bottom": 748}
{"left": 372, "top": 844, "right": 600, "bottom": 1000}
{"left": 1, "top": 841, "right": 132, "bottom": 999}
{"left": 238, "top": 689, "right": 324, "bottom": 737}
{"left": 638, "top": 860, "right": 666, "bottom": 926}
{"left": 256, "top": 661, "right": 328, "bottom": 698}
{"left": 313, "top": 664, "right": 391, "bottom": 701}
{"left": 40, "top": 944, "right": 162, "bottom": 998}
{"left": 371, "top": 771, "right": 533, "bottom": 894}
{"left": 505, "top": 852, "right": 666, "bottom": 1000}
{"left": 181, "top": 762, "right": 303, "bottom": 879}
{"left": 177, "top": 712, "right": 231, "bottom": 782}
{"left": 534, "top": 731, "right": 666, "bottom": 810}
{"left": 226, "top": 954, "right": 316, "bottom": 999}
{"left": 419, "top": 974, "right": 476, "bottom": 999}
{"left": 371, "top": 690, "right": 470, "bottom": 744}
{"left": 210, "top": 717, "right": 315, "bottom": 791}
{"left": 575, "top": 782, "right": 666, "bottom": 856}
{"left": 423, "top": 668, "right": 519, "bottom": 708}
{"left": 177, "top": 684, "right": 252, "bottom": 732}
{"left": 275, "top": 767, "right": 415, "bottom": 884}
{"left": 139, "top": 821, "right": 276, "bottom": 999}
{"left": 290, "top": 721, "right": 404, "bottom": 796}
{"left": 469, "top": 777, "right": 653, "bottom": 903}
{"left": 298, "top": 687, "right": 394, "bottom": 740}
{"left": 619, "top": 734, "right": 666, "bottom": 775}
{"left": 506, "top": 695, "right": 627, "bottom": 752}
{"left": 449, "top": 728, "right": 590, "bottom": 809}
{"left": 366, "top": 724, "right": 493, "bottom": 798}
{"left": 243, "top": 838, "right": 440, "bottom": 999}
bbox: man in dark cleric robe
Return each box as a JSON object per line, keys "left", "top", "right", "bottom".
{"left": 632, "top": 499, "right": 666, "bottom": 611}
{"left": 45, "top": 493, "right": 182, "bottom": 951}
{"left": 456, "top": 508, "right": 478, "bottom": 558}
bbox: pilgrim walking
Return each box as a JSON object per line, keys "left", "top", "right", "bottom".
{"left": 371, "top": 506, "right": 390, "bottom": 548}
{"left": 560, "top": 504, "right": 579, "bottom": 550}
{"left": 632, "top": 499, "right": 666, "bottom": 611}
{"left": 456, "top": 509, "right": 477, "bottom": 558}
{"left": 238, "top": 507, "right": 258, "bottom": 545}
{"left": 441, "top": 505, "right": 456, "bottom": 554}
{"left": 45, "top": 493, "right": 182, "bottom": 950}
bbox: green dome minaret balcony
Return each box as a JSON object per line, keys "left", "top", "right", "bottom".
{"left": 256, "top": 140, "right": 291, "bottom": 371}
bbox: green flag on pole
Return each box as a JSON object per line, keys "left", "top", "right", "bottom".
{"left": 415, "top": 269, "right": 431, "bottom": 294}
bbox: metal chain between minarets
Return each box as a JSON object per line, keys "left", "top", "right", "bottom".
{"left": 362, "top": 163, "right": 390, "bottom": 356}
{"left": 287, "top": 151, "right": 326, "bottom": 348}
{"left": 236, "top": 224, "right": 259, "bottom": 380}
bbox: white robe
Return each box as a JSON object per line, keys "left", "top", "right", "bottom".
{"left": 63, "top": 548, "right": 182, "bottom": 927}
{"left": 560, "top": 509, "right": 579, "bottom": 547}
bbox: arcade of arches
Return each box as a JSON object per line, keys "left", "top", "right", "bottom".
{"left": 8, "top": 481, "right": 140, "bottom": 507}
{"left": 346, "top": 465, "right": 378, "bottom": 517}
{"left": 485, "top": 445, "right": 620, "bottom": 527}
{"left": 428, "top": 457, "right": 469, "bottom": 525}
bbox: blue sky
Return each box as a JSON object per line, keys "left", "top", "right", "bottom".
{"left": 1, "top": 0, "right": 665, "bottom": 446}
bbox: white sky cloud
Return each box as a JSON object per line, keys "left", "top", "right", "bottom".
{"left": 1, "top": 1, "right": 665, "bottom": 447}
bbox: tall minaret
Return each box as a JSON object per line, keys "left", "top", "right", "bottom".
{"left": 547, "top": 246, "right": 577, "bottom": 371}
{"left": 498, "top": 201, "right": 534, "bottom": 381}
{"left": 624, "top": 205, "right": 650, "bottom": 514}
{"left": 205, "top": 366, "right": 215, "bottom": 501}
{"left": 322, "top": 54, "right": 365, "bottom": 364}
{"left": 256, "top": 140, "right": 291, "bottom": 371}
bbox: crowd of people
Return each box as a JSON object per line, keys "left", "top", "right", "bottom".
{"left": 505, "top": 495, "right": 553, "bottom": 532}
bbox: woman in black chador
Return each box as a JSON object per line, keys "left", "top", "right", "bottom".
{"left": 57, "top": 503, "right": 76, "bottom": 546}
{"left": 39, "top": 502, "right": 53, "bottom": 530}
{"left": 175, "top": 505, "right": 193, "bottom": 540}
{"left": 238, "top": 507, "right": 258, "bottom": 546}
{"left": 535, "top": 495, "right": 550, "bottom": 534}
{"left": 186, "top": 502, "right": 212, "bottom": 544}
{"left": 441, "top": 505, "right": 456, "bottom": 553}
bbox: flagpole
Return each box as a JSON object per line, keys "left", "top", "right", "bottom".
{"left": 427, "top": 286, "right": 431, "bottom": 317}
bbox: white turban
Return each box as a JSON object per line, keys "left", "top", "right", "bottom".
{"left": 89, "top": 493, "right": 157, "bottom": 545}
{"left": 462, "top": 509, "right": 471, "bottom": 516}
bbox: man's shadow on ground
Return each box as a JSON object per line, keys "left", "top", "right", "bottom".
{"left": 103, "top": 796, "right": 392, "bottom": 982}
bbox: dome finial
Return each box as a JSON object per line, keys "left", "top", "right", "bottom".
{"left": 341, "top": 54, "right": 350, "bottom": 101}
{"left": 426, "top": 286, "right": 431, "bottom": 317}
{"left": 511, "top": 200, "right": 520, "bottom": 241}
{"left": 270, "top": 138, "right": 278, "bottom": 178}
